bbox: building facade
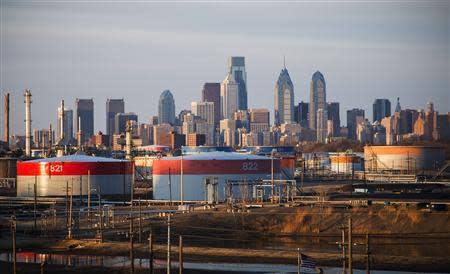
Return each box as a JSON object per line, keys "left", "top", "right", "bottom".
{"left": 373, "top": 99, "right": 391, "bottom": 123}
{"left": 201, "top": 83, "right": 221, "bottom": 127}
{"left": 309, "top": 71, "right": 327, "bottom": 130}
{"left": 347, "top": 108, "right": 365, "bottom": 140}
{"left": 228, "top": 56, "right": 247, "bottom": 110}
{"left": 274, "top": 67, "right": 294, "bottom": 125}
{"left": 106, "top": 99, "right": 124, "bottom": 145}
{"left": 220, "top": 73, "right": 239, "bottom": 119}
{"left": 158, "top": 90, "right": 176, "bottom": 125}
{"left": 75, "top": 98, "right": 94, "bottom": 145}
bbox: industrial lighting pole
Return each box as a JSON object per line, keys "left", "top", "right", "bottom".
{"left": 34, "top": 175, "right": 37, "bottom": 231}
{"left": 167, "top": 214, "right": 171, "bottom": 274}
{"left": 180, "top": 152, "right": 184, "bottom": 206}
{"left": 348, "top": 217, "right": 353, "bottom": 274}
{"left": 271, "top": 149, "right": 275, "bottom": 203}
{"left": 11, "top": 216, "right": 16, "bottom": 274}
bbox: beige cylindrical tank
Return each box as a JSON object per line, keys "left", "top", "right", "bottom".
{"left": 364, "top": 146, "right": 445, "bottom": 172}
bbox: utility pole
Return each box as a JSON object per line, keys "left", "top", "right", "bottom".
{"left": 342, "top": 226, "right": 346, "bottom": 274}
{"left": 297, "top": 247, "right": 301, "bottom": 274}
{"left": 366, "top": 232, "right": 370, "bottom": 274}
{"left": 65, "top": 181, "right": 69, "bottom": 228}
{"left": 167, "top": 214, "right": 171, "bottom": 274}
{"left": 179, "top": 235, "right": 183, "bottom": 274}
{"left": 11, "top": 216, "right": 16, "bottom": 274}
{"left": 98, "top": 187, "right": 103, "bottom": 243}
{"left": 138, "top": 197, "right": 142, "bottom": 243}
{"left": 68, "top": 179, "right": 73, "bottom": 239}
{"left": 34, "top": 175, "right": 38, "bottom": 231}
{"left": 348, "top": 217, "right": 353, "bottom": 274}
{"left": 149, "top": 233, "right": 153, "bottom": 274}
{"left": 130, "top": 214, "right": 134, "bottom": 274}
{"left": 88, "top": 170, "right": 91, "bottom": 226}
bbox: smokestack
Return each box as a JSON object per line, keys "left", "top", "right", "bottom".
{"left": 60, "top": 100, "right": 65, "bottom": 142}
{"left": 48, "top": 123, "right": 53, "bottom": 149}
{"left": 4, "top": 93, "right": 9, "bottom": 146}
{"left": 125, "top": 120, "right": 132, "bottom": 160}
{"left": 77, "top": 116, "right": 82, "bottom": 148}
{"left": 24, "top": 89, "right": 32, "bottom": 157}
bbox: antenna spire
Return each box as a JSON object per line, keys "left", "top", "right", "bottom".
{"left": 283, "top": 56, "right": 286, "bottom": 69}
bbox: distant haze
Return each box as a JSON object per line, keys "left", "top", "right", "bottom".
{"left": 1, "top": 0, "right": 449, "bottom": 135}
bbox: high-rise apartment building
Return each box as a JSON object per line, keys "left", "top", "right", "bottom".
{"left": 158, "top": 90, "right": 176, "bottom": 125}
{"left": 249, "top": 108, "right": 270, "bottom": 134}
{"left": 347, "top": 108, "right": 365, "bottom": 140}
{"left": 115, "top": 113, "right": 138, "bottom": 134}
{"left": 373, "top": 99, "right": 391, "bottom": 122}
{"left": 327, "top": 102, "right": 340, "bottom": 137}
{"left": 228, "top": 57, "right": 247, "bottom": 110}
{"left": 220, "top": 73, "right": 239, "bottom": 119}
{"left": 106, "top": 99, "right": 124, "bottom": 145}
{"left": 274, "top": 67, "right": 294, "bottom": 125}
{"left": 75, "top": 98, "right": 94, "bottom": 145}
{"left": 201, "top": 83, "right": 221, "bottom": 127}
{"left": 309, "top": 71, "right": 326, "bottom": 130}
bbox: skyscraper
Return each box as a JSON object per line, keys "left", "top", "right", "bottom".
{"left": 316, "top": 108, "right": 328, "bottom": 143}
{"left": 373, "top": 99, "right": 391, "bottom": 122}
{"left": 201, "top": 83, "right": 221, "bottom": 127}
{"left": 75, "top": 98, "right": 94, "bottom": 145}
{"left": 106, "top": 99, "right": 124, "bottom": 145}
{"left": 274, "top": 67, "right": 294, "bottom": 125}
{"left": 115, "top": 113, "right": 138, "bottom": 134}
{"left": 395, "top": 97, "right": 402, "bottom": 113}
{"left": 158, "top": 90, "right": 176, "bottom": 125}
{"left": 191, "top": 101, "right": 215, "bottom": 125}
{"left": 295, "top": 101, "right": 309, "bottom": 128}
{"left": 228, "top": 57, "right": 247, "bottom": 110}
{"left": 220, "top": 72, "right": 238, "bottom": 119}
{"left": 347, "top": 108, "right": 365, "bottom": 140}
{"left": 327, "top": 102, "right": 340, "bottom": 137}
{"left": 309, "top": 71, "right": 327, "bottom": 130}
{"left": 57, "top": 107, "right": 73, "bottom": 145}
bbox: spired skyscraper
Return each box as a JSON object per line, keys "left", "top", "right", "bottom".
{"left": 274, "top": 65, "right": 294, "bottom": 125}
{"left": 75, "top": 98, "right": 94, "bottom": 145}
{"left": 309, "top": 71, "right": 327, "bottom": 130}
{"left": 228, "top": 57, "right": 247, "bottom": 110}
{"left": 158, "top": 90, "right": 176, "bottom": 125}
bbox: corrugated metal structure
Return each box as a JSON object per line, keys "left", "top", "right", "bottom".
{"left": 364, "top": 145, "right": 445, "bottom": 172}
{"left": 152, "top": 151, "right": 281, "bottom": 201}
{"left": 17, "top": 155, "right": 132, "bottom": 197}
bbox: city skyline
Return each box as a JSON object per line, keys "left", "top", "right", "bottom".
{"left": 1, "top": 1, "right": 449, "bottom": 135}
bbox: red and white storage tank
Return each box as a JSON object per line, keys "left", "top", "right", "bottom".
{"left": 16, "top": 155, "right": 132, "bottom": 197}
{"left": 152, "top": 151, "right": 281, "bottom": 201}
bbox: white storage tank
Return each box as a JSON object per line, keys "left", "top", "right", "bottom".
{"left": 152, "top": 151, "right": 281, "bottom": 201}
{"left": 16, "top": 155, "right": 132, "bottom": 197}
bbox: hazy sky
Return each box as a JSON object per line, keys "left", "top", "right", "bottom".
{"left": 1, "top": 0, "right": 449, "bottom": 136}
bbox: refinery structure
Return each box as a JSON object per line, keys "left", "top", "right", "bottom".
{"left": 0, "top": 63, "right": 449, "bottom": 274}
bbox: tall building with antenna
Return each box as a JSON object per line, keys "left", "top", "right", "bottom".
{"left": 274, "top": 59, "right": 294, "bottom": 125}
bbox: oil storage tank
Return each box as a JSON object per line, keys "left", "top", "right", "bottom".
{"left": 364, "top": 145, "right": 445, "bottom": 172}
{"left": 152, "top": 151, "right": 281, "bottom": 201}
{"left": 17, "top": 155, "right": 132, "bottom": 197}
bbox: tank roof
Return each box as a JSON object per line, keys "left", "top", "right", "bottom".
{"left": 163, "top": 151, "right": 271, "bottom": 161}
{"left": 25, "top": 154, "right": 129, "bottom": 163}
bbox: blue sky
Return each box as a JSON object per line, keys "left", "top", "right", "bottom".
{"left": 1, "top": 0, "right": 449, "bottom": 135}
